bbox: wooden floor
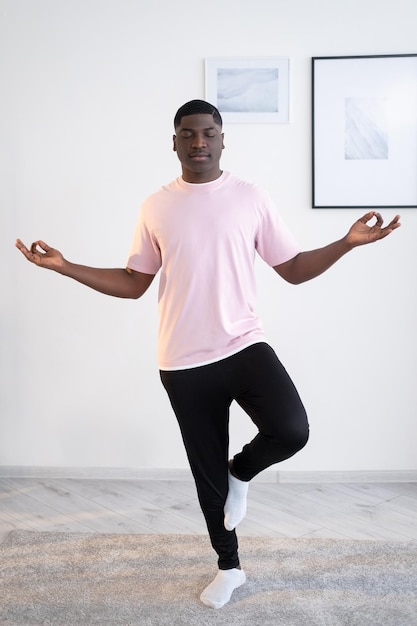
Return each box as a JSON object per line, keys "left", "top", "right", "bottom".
{"left": 1, "top": 477, "right": 417, "bottom": 545}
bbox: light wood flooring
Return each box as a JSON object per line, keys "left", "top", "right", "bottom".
{"left": 1, "top": 477, "right": 416, "bottom": 545}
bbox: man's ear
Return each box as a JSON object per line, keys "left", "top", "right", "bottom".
{"left": 222, "top": 133, "right": 225, "bottom": 150}
{"left": 173, "top": 135, "right": 177, "bottom": 152}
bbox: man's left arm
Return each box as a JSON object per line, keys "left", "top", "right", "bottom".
{"left": 274, "top": 211, "right": 401, "bottom": 285}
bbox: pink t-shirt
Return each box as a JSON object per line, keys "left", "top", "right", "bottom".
{"left": 126, "top": 171, "right": 300, "bottom": 370}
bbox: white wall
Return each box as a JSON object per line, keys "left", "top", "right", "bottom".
{"left": 1, "top": 0, "right": 416, "bottom": 472}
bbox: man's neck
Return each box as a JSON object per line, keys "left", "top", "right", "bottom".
{"left": 181, "top": 169, "right": 223, "bottom": 184}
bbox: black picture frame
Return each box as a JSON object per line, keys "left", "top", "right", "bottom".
{"left": 312, "top": 54, "right": 417, "bottom": 208}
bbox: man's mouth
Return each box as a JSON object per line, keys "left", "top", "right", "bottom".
{"left": 190, "top": 152, "right": 210, "bottom": 160}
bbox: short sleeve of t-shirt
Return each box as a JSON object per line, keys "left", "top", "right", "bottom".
{"left": 126, "top": 201, "right": 162, "bottom": 275}
{"left": 254, "top": 187, "right": 301, "bottom": 267}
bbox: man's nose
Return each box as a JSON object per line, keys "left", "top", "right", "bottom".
{"left": 191, "top": 133, "right": 207, "bottom": 147}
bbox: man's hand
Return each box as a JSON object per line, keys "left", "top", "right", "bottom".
{"left": 15, "top": 239, "right": 65, "bottom": 272}
{"left": 345, "top": 211, "right": 401, "bottom": 248}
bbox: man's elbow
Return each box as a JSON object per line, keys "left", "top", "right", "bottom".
{"left": 273, "top": 257, "right": 302, "bottom": 285}
{"left": 126, "top": 268, "right": 156, "bottom": 299}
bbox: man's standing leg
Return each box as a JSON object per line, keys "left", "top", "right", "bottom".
{"left": 160, "top": 363, "right": 246, "bottom": 608}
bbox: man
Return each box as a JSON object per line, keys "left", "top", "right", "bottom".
{"left": 16, "top": 99, "right": 400, "bottom": 609}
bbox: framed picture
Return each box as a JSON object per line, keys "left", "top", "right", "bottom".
{"left": 312, "top": 54, "right": 417, "bottom": 208}
{"left": 205, "top": 57, "right": 290, "bottom": 123}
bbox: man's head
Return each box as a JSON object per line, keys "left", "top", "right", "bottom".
{"left": 173, "top": 100, "right": 224, "bottom": 184}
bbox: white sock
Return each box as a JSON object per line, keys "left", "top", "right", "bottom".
{"left": 224, "top": 469, "right": 249, "bottom": 531}
{"left": 200, "top": 568, "right": 246, "bottom": 609}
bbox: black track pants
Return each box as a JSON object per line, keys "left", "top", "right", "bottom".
{"left": 160, "top": 342, "right": 309, "bottom": 569}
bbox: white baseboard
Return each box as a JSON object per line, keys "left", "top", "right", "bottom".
{"left": 0, "top": 466, "right": 416, "bottom": 483}
{"left": 0, "top": 466, "right": 195, "bottom": 480}
{"left": 277, "top": 470, "right": 417, "bottom": 483}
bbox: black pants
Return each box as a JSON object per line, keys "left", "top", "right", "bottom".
{"left": 160, "top": 342, "right": 309, "bottom": 570}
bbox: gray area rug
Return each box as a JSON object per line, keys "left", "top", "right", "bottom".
{"left": 1, "top": 531, "right": 416, "bottom": 625}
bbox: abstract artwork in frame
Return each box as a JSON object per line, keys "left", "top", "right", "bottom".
{"left": 205, "top": 57, "right": 290, "bottom": 123}
{"left": 312, "top": 54, "right": 417, "bottom": 208}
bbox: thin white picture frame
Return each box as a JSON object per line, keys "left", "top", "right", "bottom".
{"left": 205, "top": 57, "right": 290, "bottom": 123}
{"left": 312, "top": 54, "right": 417, "bottom": 208}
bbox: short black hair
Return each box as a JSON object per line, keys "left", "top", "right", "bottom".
{"left": 174, "top": 99, "right": 223, "bottom": 129}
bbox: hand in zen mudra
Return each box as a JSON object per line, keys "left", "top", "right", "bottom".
{"left": 346, "top": 211, "right": 401, "bottom": 248}
{"left": 15, "top": 239, "right": 65, "bottom": 272}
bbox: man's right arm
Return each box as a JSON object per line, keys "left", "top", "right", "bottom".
{"left": 15, "top": 239, "right": 155, "bottom": 299}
